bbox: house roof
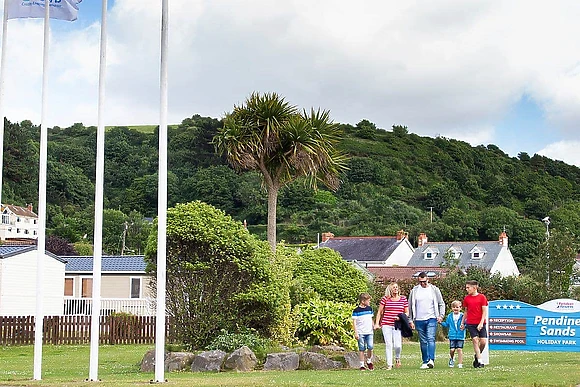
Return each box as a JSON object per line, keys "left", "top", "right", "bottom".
{"left": 368, "top": 266, "right": 447, "bottom": 283}
{"left": 63, "top": 255, "right": 147, "bottom": 273}
{"left": 1, "top": 204, "right": 37, "bottom": 218}
{"left": 319, "top": 236, "right": 404, "bottom": 262}
{"left": 0, "top": 245, "right": 66, "bottom": 263}
{"left": 407, "top": 241, "right": 504, "bottom": 271}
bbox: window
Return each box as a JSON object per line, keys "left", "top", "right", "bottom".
{"left": 426, "top": 252, "right": 434, "bottom": 259}
{"left": 64, "top": 278, "right": 74, "bottom": 297}
{"left": 34, "top": 219, "right": 37, "bottom": 224}
{"left": 1, "top": 214, "right": 9, "bottom": 224}
{"left": 24, "top": 229, "right": 29, "bottom": 234}
{"left": 16, "top": 217, "right": 21, "bottom": 222}
{"left": 16, "top": 228, "right": 20, "bottom": 233}
{"left": 130, "top": 278, "right": 141, "bottom": 299}
{"left": 472, "top": 252, "right": 480, "bottom": 259}
{"left": 81, "top": 278, "right": 93, "bottom": 298}
{"left": 33, "top": 230, "right": 37, "bottom": 235}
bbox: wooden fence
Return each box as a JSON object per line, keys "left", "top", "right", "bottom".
{"left": 0, "top": 315, "right": 176, "bottom": 346}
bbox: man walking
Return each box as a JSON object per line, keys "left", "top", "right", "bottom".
{"left": 408, "top": 272, "right": 445, "bottom": 369}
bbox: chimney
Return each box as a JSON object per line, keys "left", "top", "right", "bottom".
{"left": 499, "top": 231, "right": 508, "bottom": 247}
{"left": 321, "top": 232, "right": 334, "bottom": 243}
{"left": 418, "top": 233, "right": 428, "bottom": 247}
{"left": 396, "top": 229, "right": 407, "bottom": 241}
{"left": 27, "top": 203, "right": 33, "bottom": 212}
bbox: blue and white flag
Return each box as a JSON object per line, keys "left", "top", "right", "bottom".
{"left": 7, "top": 0, "right": 82, "bottom": 21}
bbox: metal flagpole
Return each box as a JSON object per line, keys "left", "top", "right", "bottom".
{"left": 89, "top": 0, "right": 108, "bottom": 381}
{"left": 0, "top": 0, "right": 9, "bottom": 208}
{"left": 33, "top": 0, "right": 51, "bottom": 380}
{"left": 154, "top": 0, "right": 169, "bottom": 382}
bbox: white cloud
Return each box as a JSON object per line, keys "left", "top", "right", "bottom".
{"left": 538, "top": 141, "right": 580, "bottom": 168}
{"left": 2, "top": 0, "right": 580, "bottom": 162}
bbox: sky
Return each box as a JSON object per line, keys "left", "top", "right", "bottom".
{"left": 2, "top": 0, "right": 580, "bottom": 166}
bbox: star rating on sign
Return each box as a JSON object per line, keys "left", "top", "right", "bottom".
{"left": 496, "top": 304, "right": 521, "bottom": 310}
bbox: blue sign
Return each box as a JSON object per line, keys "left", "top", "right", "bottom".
{"left": 488, "top": 299, "right": 580, "bottom": 352}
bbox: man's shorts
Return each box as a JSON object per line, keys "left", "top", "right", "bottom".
{"left": 357, "top": 334, "right": 374, "bottom": 351}
{"left": 466, "top": 323, "right": 488, "bottom": 338}
{"left": 449, "top": 339, "right": 464, "bottom": 349}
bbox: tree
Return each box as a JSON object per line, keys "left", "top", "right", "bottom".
{"left": 46, "top": 235, "right": 78, "bottom": 256}
{"left": 214, "top": 92, "right": 349, "bottom": 251}
{"left": 529, "top": 229, "right": 580, "bottom": 297}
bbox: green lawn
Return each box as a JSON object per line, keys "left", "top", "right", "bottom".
{"left": 0, "top": 343, "right": 579, "bottom": 386}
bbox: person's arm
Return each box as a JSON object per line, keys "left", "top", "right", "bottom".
{"left": 374, "top": 303, "right": 384, "bottom": 329}
{"left": 435, "top": 287, "right": 445, "bottom": 323}
{"left": 352, "top": 317, "right": 359, "bottom": 340}
{"left": 440, "top": 314, "right": 449, "bottom": 328}
{"left": 408, "top": 290, "right": 415, "bottom": 329}
{"left": 478, "top": 305, "right": 488, "bottom": 331}
{"left": 460, "top": 307, "right": 466, "bottom": 330}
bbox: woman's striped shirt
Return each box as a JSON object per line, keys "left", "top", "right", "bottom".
{"left": 379, "top": 296, "right": 409, "bottom": 327}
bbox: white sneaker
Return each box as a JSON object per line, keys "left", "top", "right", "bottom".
{"left": 458, "top": 364, "right": 463, "bottom": 368}
{"left": 420, "top": 363, "right": 429, "bottom": 369}
{"left": 427, "top": 360, "right": 434, "bottom": 368}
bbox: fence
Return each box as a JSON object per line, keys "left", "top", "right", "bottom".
{"left": 0, "top": 315, "right": 175, "bottom": 346}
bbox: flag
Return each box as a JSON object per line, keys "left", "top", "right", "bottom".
{"left": 7, "top": 0, "right": 82, "bottom": 21}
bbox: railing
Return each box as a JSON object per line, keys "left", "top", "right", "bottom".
{"left": 63, "top": 298, "right": 156, "bottom": 316}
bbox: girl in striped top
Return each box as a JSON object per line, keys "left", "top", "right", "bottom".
{"left": 374, "top": 282, "right": 409, "bottom": 369}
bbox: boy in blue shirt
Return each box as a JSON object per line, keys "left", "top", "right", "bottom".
{"left": 352, "top": 293, "right": 374, "bottom": 370}
{"left": 440, "top": 300, "right": 465, "bottom": 368}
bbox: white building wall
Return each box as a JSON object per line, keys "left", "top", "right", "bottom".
{"left": 490, "top": 248, "right": 520, "bottom": 277}
{"left": 0, "top": 251, "right": 65, "bottom": 316}
{"left": 384, "top": 241, "right": 415, "bottom": 266}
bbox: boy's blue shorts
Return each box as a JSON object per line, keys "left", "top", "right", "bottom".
{"left": 357, "top": 334, "right": 374, "bottom": 351}
{"left": 449, "top": 339, "right": 464, "bottom": 349}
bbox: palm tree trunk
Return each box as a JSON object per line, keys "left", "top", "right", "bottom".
{"left": 267, "top": 185, "right": 279, "bottom": 252}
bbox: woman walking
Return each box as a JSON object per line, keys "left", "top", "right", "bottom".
{"left": 374, "top": 282, "right": 409, "bottom": 369}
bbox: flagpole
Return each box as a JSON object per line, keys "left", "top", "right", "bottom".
{"left": 154, "top": 0, "right": 169, "bottom": 382}
{"left": 89, "top": 0, "right": 108, "bottom": 381}
{"left": 33, "top": 0, "right": 51, "bottom": 380}
{"left": 0, "top": 0, "right": 9, "bottom": 208}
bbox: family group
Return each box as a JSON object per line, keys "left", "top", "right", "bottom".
{"left": 351, "top": 272, "right": 488, "bottom": 370}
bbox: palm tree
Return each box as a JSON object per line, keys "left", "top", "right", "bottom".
{"left": 213, "top": 92, "right": 349, "bottom": 251}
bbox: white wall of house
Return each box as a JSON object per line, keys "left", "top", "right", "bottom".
{"left": 0, "top": 210, "right": 38, "bottom": 241}
{"left": 0, "top": 250, "right": 65, "bottom": 316}
{"left": 384, "top": 240, "right": 415, "bottom": 266}
{"left": 490, "top": 248, "right": 520, "bottom": 277}
{"left": 66, "top": 273, "right": 153, "bottom": 299}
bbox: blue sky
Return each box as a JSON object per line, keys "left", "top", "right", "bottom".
{"left": 2, "top": 0, "right": 580, "bottom": 166}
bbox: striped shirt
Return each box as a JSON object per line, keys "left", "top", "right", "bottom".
{"left": 352, "top": 305, "right": 374, "bottom": 334}
{"left": 379, "top": 296, "right": 409, "bottom": 327}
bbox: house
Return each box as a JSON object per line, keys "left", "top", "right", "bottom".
{"left": 406, "top": 232, "right": 520, "bottom": 277}
{"left": 62, "top": 255, "right": 154, "bottom": 316}
{"left": 0, "top": 245, "right": 65, "bottom": 316}
{"left": 318, "top": 230, "right": 415, "bottom": 267}
{"left": 0, "top": 204, "right": 38, "bottom": 242}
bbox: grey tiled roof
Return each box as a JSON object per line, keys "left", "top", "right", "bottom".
{"left": 319, "top": 236, "right": 402, "bottom": 262}
{"left": 63, "top": 255, "right": 146, "bottom": 272}
{"left": 407, "top": 241, "right": 504, "bottom": 271}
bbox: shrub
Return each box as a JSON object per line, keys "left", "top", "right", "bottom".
{"left": 291, "top": 247, "right": 370, "bottom": 305}
{"left": 145, "top": 201, "right": 290, "bottom": 349}
{"left": 206, "top": 329, "right": 274, "bottom": 360}
{"left": 294, "top": 298, "right": 357, "bottom": 350}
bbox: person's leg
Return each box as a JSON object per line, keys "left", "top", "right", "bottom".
{"left": 415, "top": 319, "right": 429, "bottom": 364}
{"left": 426, "top": 318, "right": 437, "bottom": 363}
{"left": 357, "top": 336, "right": 366, "bottom": 368}
{"left": 365, "top": 334, "right": 374, "bottom": 369}
{"left": 382, "top": 325, "right": 394, "bottom": 368}
{"left": 393, "top": 328, "right": 402, "bottom": 366}
{"left": 457, "top": 348, "right": 463, "bottom": 366}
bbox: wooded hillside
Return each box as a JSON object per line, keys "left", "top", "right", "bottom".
{"left": 3, "top": 116, "right": 580, "bottom": 273}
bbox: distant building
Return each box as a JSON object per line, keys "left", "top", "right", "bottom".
{"left": 0, "top": 204, "right": 38, "bottom": 242}
{"left": 407, "top": 232, "right": 520, "bottom": 277}
{"left": 318, "top": 230, "right": 415, "bottom": 267}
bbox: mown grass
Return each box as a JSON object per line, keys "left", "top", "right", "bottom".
{"left": 0, "top": 342, "right": 579, "bottom": 386}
